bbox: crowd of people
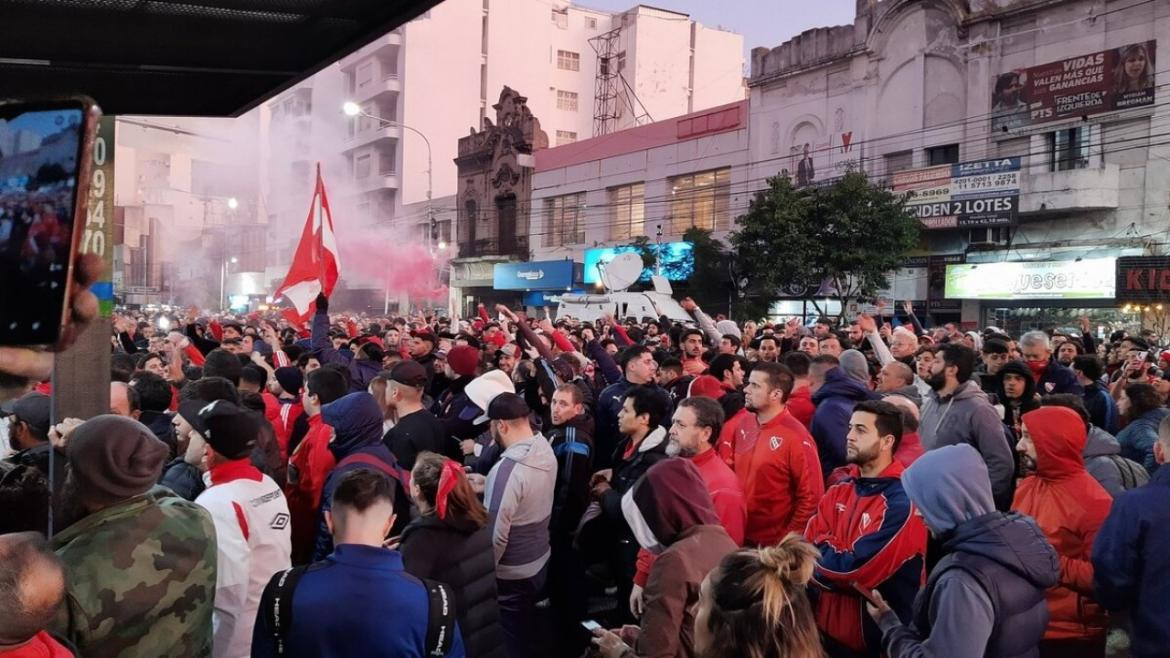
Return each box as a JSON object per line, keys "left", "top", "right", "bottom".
{"left": 2, "top": 293, "right": 1170, "bottom": 658}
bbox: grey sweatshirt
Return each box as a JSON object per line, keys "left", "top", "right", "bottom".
{"left": 918, "top": 380, "right": 1014, "bottom": 506}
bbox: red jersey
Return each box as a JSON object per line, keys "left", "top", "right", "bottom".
{"left": 719, "top": 406, "right": 824, "bottom": 547}
{"left": 285, "top": 413, "right": 335, "bottom": 563}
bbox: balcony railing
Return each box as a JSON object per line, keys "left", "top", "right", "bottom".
{"left": 459, "top": 236, "right": 529, "bottom": 259}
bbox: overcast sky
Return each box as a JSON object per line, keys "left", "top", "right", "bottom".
{"left": 579, "top": 0, "right": 858, "bottom": 65}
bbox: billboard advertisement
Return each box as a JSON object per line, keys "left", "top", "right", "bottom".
{"left": 493, "top": 260, "right": 578, "bottom": 291}
{"left": 991, "top": 41, "right": 1156, "bottom": 133}
{"left": 583, "top": 241, "right": 694, "bottom": 284}
{"left": 945, "top": 257, "right": 1116, "bottom": 301}
{"left": 893, "top": 158, "right": 1021, "bottom": 229}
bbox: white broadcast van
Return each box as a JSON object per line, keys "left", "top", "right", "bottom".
{"left": 555, "top": 252, "right": 694, "bottom": 325}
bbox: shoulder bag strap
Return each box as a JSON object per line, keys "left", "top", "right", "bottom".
{"left": 260, "top": 564, "right": 310, "bottom": 656}
{"left": 423, "top": 579, "right": 457, "bottom": 656}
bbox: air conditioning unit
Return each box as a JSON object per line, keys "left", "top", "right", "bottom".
{"left": 968, "top": 226, "right": 1010, "bottom": 248}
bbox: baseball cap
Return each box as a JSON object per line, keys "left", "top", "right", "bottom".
{"left": 10, "top": 393, "right": 51, "bottom": 435}
{"left": 198, "top": 399, "right": 260, "bottom": 460}
{"left": 486, "top": 392, "right": 530, "bottom": 421}
{"left": 389, "top": 360, "right": 429, "bottom": 388}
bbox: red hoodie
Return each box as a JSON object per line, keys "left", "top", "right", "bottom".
{"left": 0, "top": 631, "right": 74, "bottom": 657}
{"left": 719, "top": 407, "right": 824, "bottom": 546}
{"left": 1014, "top": 407, "right": 1113, "bottom": 642}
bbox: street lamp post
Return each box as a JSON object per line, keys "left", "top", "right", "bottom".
{"left": 220, "top": 256, "right": 237, "bottom": 311}
{"left": 342, "top": 101, "right": 434, "bottom": 315}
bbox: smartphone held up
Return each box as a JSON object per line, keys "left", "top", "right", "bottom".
{"left": 0, "top": 97, "right": 100, "bottom": 346}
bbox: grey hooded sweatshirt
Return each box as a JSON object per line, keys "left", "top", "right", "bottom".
{"left": 918, "top": 380, "right": 1014, "bottom": 508}
{"left": 485, "top": 432, "right": 558, "bottom": 580}
{"left": 878, "top": 444, "right": 1059, "bottom": 658}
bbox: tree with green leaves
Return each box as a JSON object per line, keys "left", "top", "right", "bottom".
{"left": 730, "top": 171, "right": 920, "bottom": 321}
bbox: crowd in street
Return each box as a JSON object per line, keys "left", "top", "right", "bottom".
{"left": 3, "top": 294, "right": 1170, "bottom": 658}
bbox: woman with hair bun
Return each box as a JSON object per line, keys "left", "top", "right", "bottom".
{"left": 694, "top": 534, "right": 825, "bottom": 658}
{"left": 399, "top": 451, "right": 506, "bottom": 658}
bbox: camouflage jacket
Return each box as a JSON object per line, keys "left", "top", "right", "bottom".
{"left": 50, "top": 485, "right": 218, "bottom": 658}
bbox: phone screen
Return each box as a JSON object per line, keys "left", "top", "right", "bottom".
{"left": 0, "top": 101, "right": 87, "bottom": 344}
{"left": 580, "top": 620, "right": 602, "bottom": 632}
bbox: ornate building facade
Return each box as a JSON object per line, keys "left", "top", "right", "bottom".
{"left": 449, "top": 86, "right": 548, "bottom": 313}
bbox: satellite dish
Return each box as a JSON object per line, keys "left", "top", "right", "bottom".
{"left": 599, "top": 252, "right": 643, "bottom": 292}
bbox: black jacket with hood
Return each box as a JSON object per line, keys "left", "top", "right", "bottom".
{"left": 546, "top": 413, "right": 596, "bottom": 540}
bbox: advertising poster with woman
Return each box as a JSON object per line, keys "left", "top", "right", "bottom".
{"left": 991, "top": 40, "right": 1155, "bottom": 134}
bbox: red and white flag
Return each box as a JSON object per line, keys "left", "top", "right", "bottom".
{"left": 274, "top": 164, "right": 340, "bottom": 323}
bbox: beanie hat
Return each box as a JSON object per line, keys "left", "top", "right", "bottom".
{"left": 715, "top": 319, "right": 741, "bottom": 340}
{"left": 198, "top": 400, "right": 260, "bottom": 460}
{"left": 688, "top": 375, "right": 725, "bottom": 400}
{"left": 839, "top": 349, "right": 871, "bottom": 386}
{"left": 447, "top": 345, "right": 480, "bottom": 378}
{"left": 67, "top": 415, "right": 169, "bottom": 505}
{"left": 274, "top": 366, "right": 304, "bottom": 396}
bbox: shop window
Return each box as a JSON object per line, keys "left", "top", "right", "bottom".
{"left": 669, "top": 168, "right": 730, "bottom": 233}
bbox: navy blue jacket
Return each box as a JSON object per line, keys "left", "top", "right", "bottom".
{"left": 811, "top": 368, "right": 878, "bottom": 477}
{"left": 1117, "top": 408, "right": 1170, "bottom": 475}
{"left": 1083, "top": 380, "right": 1120, "bottom": 434}
{"left": 251, "top": 544, "right": 466, "bottom": 658}
{"left": 593, "top": 379, "right": 671, "bottom": 471}
{"left": 1035, "top": 359, "right": 1083, "bottom": 396}
{"left": 1094, "top": 466, "right": 1170, "bottom": 658}
{"left": 314, "top": 393, "right": 411, "bottom": 561}
{"left": 312, "top": 311, "right": 381, "bottom": 393}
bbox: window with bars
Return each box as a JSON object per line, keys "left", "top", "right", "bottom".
{"left": 668, "top": 169, "right": 730, "bottom": 233}
{"left": 555, "top": 130, "right": 577, "bottom": 145}
{"left": 551, "top": 8, "right": 567, "bottom": 28}
{"left": 557, "top": 50, "right": 580, "bottom": 71}
{"left": 556, "top": 90, "right": 579, "bottom": 111}
{"left": 609, "top": 183, "right": 645, "bottom": 241}
{"left": 586, "top": 16, "right": 597, "bottom": 28}
{"left": 543, "top": 193, "right": 585, "bottom": 247}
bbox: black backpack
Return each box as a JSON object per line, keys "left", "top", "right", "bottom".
{"left": 259, "top": 562, "right": 457, "bottom": 656}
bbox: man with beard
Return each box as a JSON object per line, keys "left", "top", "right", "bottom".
{"left": 718, "top": 361, "right": 823, "bottom": 547}
{"left": 50, "top": 415, "right": 217, "bottom": 658}
{"left": 679, "top": 328, "right": 708, "bottom": 376}
{"left": 919, "top": 343, "right": 1015, "bottom": 511}
{"left": 804, "top": 400, "right": 927, "bottom": 657}
{"left": 479, "top": 393, "right": 556, "bottom": 658}
{"left": 756, "top": 335, "right": 781, "bottom": 363}
{"left": 0, "top": 393, "right": 61, "bottom": 534}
